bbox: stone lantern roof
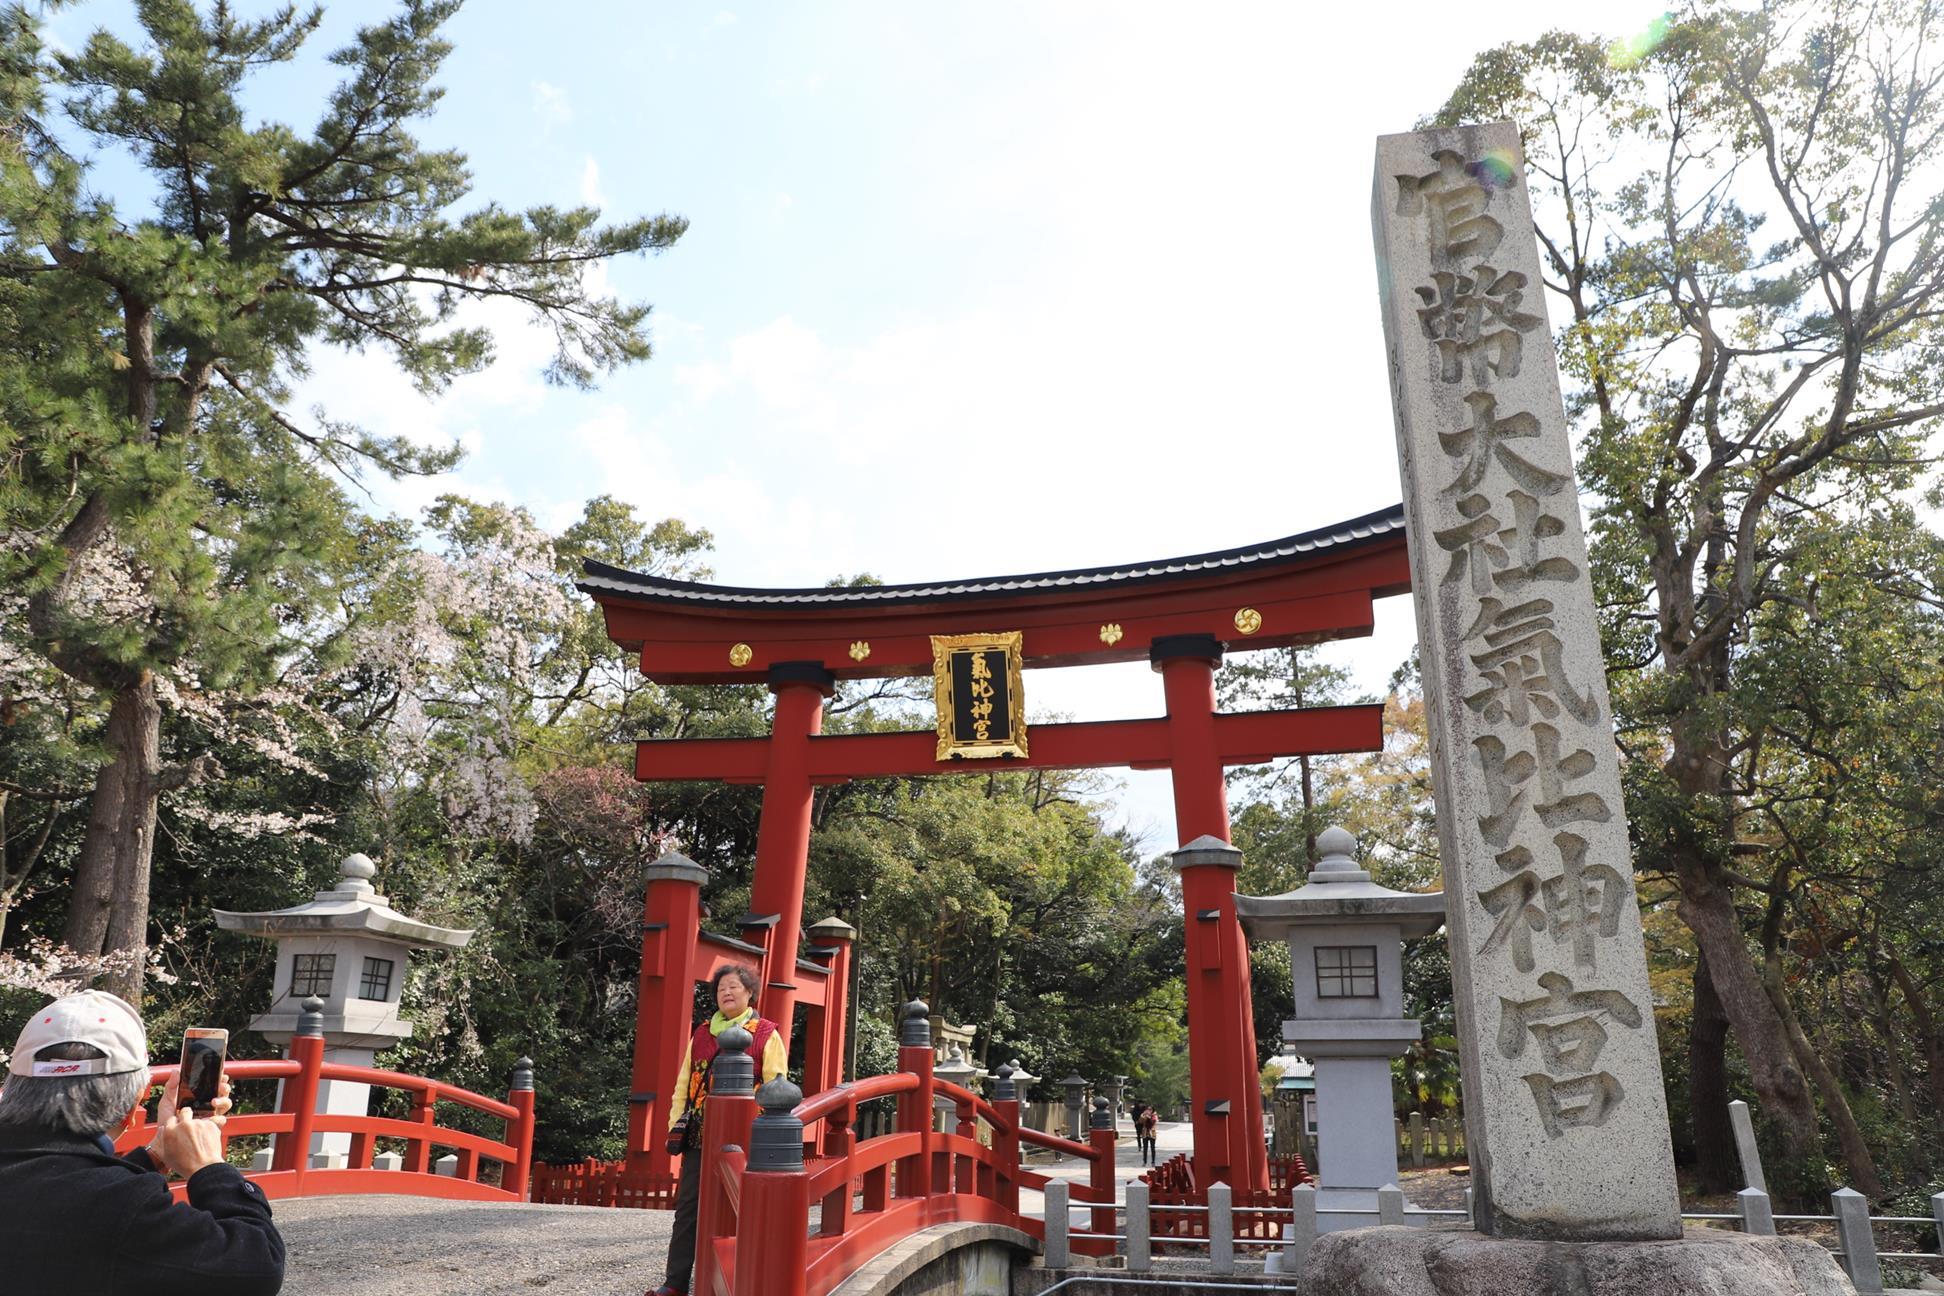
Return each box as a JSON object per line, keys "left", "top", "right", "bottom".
{"left": 212, "top": 854, "right": 473, "bottom": 950}
{"left": 1233, "top": 827, "right": 1444, "bottom": 942}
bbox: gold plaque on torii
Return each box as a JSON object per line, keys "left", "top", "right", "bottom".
{"left": 930, "top": 632, "right": 1028, "bottom": 760}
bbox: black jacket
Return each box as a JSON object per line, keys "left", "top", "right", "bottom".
{"left": 0, "top": 1123, "right": 285, "bottom": 1294}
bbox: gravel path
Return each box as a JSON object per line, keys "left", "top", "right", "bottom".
{"left": 274, "top": 1195, "right": 671, "bottom": 1296}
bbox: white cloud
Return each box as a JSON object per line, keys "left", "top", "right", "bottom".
{"left": 529, "top": 80, "right": 572, "bottom": 129}
{"left": 724, "top": 316, "right": 829, "bottom": 410}
{"left": 580, "top": 157, "right": 607, "bottom": 208}
{"left": 672, "top": 361, "right": 727, "bottom": 403}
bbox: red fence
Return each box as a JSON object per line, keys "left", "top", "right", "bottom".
{"left": 530, "top": 1157, "right": 676, "bottom": 1208}
{"left": 1136, "top": 1150, "right": 1309, "bottom": 1252}
{"left": 114, "top": 1013, "right": 536, "bottom": 1205}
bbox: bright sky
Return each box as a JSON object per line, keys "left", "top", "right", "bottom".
{"left": 54, "top": 1, "right": 1674, "bottom": 852}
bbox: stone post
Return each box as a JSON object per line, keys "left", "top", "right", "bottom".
{"left": 1044, "top": 1181, "right": 1072, "bottom": 1268}
{"left": 1208, "top": 1181, "right": 1235, "bottom": 1275}
{"left": 1372, "top": 120, "right": 1681, "bottom": 1241}
{"left": 1728, "top": 1098, "right": 1767, "bottom": 1193}
{"left": 1737, "top": 1188, "right": 1775, "bottom": 1237}
{"left": 1126, "top": 1180, "right": 1151, "bottom": 1272}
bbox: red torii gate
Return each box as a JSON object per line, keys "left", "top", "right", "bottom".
{"left": 579, "top": 504, "right": 1410, "bottom": 1192}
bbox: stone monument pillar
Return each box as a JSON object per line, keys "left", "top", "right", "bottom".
{"left": 1300, "top": 116, "right": 1861, "bottom": 1296}
{"left": 214, "top": 853, "right": 472, "bottom": 1160}
{"left": 1372, "top": 118, "right": 1681, "bottom": 1242}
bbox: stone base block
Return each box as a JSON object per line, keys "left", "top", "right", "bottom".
{"left": 1297, "top": 1226, "right": 1854, "bottom": 1296}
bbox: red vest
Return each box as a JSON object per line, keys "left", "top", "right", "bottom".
{"left": 691, "top": 1014, "right": 779, "bottom": 1068}
{"left": 686, "top": 1014, "right": 780, "bottom": 1120}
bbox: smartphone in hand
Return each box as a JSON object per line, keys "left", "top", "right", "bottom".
{"left": 178, "top": 1028, "right": 228, "bottom": 1116}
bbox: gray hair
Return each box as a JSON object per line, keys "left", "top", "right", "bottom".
{"left": 0, "top": 1041, "right": 148, "bottom": 1137}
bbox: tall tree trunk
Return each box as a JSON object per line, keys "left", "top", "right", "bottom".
{"left": 1674, "top": 869, "right": 1823, "bottom": 1173}
{"left": 1864, "top": 970, "right": 1920, "bottom": 1136}
{"left": 1688, "top": 948, "right": 1740, "bottom": 1193}
{"left": 1762, "top": 951, "right": 1885, "bottom": 1198}
{"left": 1665, "top": 700, "right": 1827, "bottom": 1188}
{"left": 1298, "top": 753, "right": 1317, "bottom": 867}
{"left": 62, "top": 676, "right": 160, "bottom": 999}
{"left": 1888, "top": 958, "right": 1944, "bottom": 1128}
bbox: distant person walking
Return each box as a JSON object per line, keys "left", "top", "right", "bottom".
{"left": 652, "top": 965, "right": 786, "bottom": 1296}
{"left": 1133, "top": 1102, "right": 1158, "bottom": 1165}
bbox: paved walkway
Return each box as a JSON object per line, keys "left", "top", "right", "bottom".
{"left": 1022, "top": 1117, "right": 1193, "bottom": 1218}
{"left": 276, "top": 1195, "right": 670, "bottom": 1296}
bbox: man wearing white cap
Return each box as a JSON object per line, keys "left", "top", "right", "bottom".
{"left": 0, "top": 989, "right": 285, "bottom": 1294}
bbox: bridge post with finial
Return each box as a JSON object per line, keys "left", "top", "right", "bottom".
{"left": 991, "top": 1063, "right": 1022, "bottom": 1213}
{"left": 1089, "top": 1093, "right": 1119, "bottom": 1242}
{"left": 894, "top": 1000, "right": 934, "bottom": 1199}
{"left": 737, "top": 1078, "right": 811, "bottom": 1296}
{"left": 504, "top": 1056, "right": 536, "bottom": 1199}
{"left": 270, "top": 996, "right": 329, "bottom": 1179}
{"left": 690, "top": 1025, "right": 757, "bottom": 1296}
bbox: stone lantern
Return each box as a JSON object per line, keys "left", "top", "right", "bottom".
{"left": 214, "top": 853, "right": 473, "bottom": 1159}
{"left": 933, "top": 1044, "right": 980, "bottom": 1131}
{"left": 1060, "top": 1073, "right": 1089, "bottom": 1141}
{"left": 1006, "top": 1057, "right": 1039, "bottom": 1105}
{"left": 1235, "top": 826, "right": 1443, "bottom": 1231}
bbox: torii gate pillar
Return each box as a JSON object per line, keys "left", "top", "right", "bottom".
{"left": 1156, "top": 635, "right": 1268, "bottom": 1191}
{"left": 748, "top": 664, "right": 834, "bottom": 1032}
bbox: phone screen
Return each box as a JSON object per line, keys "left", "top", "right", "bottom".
{"left": 178, "top": 1028, "right": 228, "bottom": 1115}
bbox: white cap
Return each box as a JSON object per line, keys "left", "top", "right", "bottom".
{"left": 8, "top": 990, "right": 148, "bottom": 1078}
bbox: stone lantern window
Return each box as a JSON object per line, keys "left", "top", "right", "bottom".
{"left": 290, "top": 953, "right": 335, "bottom": 999}
{"left": 1314, "top": 946, "right": 1378, "bottom": 999}
{"left": 357, "top": 957, "right": 395, "bottom": 1001}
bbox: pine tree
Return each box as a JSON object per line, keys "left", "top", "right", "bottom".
{"left": 0, "top": 1, "right": 684, "bottom": 996}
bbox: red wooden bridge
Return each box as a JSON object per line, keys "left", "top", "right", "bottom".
{"left": 114, "top": 999, "right": 536, "bottom": 1205}
{"left": 670, "top": 1004, "right": 1307, "bottom": 1296}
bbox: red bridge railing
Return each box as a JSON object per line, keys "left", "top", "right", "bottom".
{"left": 691, "top": 1003, "right": 1120, "bottom": 1296}
{"left": 114, "top": 1002, "right": 535, "bottom": 1205}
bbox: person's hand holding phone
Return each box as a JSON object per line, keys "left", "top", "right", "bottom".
{"left": 152, "top": 1099, "right": 227, "bottom": 1179}
{"left": 147, "top": 1072, "right": 233, "bottom": 1177}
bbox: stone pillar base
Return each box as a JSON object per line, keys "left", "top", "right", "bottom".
{"left": 1296, "top": 1226, "right": 1854, "bottom": 1296}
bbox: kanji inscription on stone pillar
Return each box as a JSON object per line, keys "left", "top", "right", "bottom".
{"left": 1371, "top": 121, "right": 1682, "bottom": 1241}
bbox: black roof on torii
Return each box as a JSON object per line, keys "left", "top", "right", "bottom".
{"left": 578, "top": 504, "right": 1406, "bottom": 610}
{"left": 578, "top": 503, "right": 1412, "bottom": 684}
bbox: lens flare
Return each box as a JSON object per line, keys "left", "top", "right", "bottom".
{"left": 1467, "top": 147, "right": 1519, "bottom": 193}
{"left": 1609, "top": 14, "right": 1672, "bottom": 69}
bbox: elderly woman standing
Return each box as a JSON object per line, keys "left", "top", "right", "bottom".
{"left": 0, "top": 990, "right": 285, "bottom": 1294}
{"left": 652, "top": 964, "right": 787, "bottom": 1296}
